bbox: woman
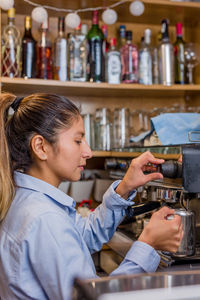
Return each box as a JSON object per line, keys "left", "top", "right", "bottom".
{"left": 0, "top": 93, "right": 183, "bottom": 300}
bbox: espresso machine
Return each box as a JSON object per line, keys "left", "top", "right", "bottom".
{"left": 106, "top": 144, "right": 200, "bottom": 261}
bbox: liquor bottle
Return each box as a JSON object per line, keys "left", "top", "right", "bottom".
{"left": 105, "top": 38, "right": 121, "bottom": 84}
{"left": 2, "top": 8, "right": 21, "bottom": 78}
{"left": 118, "top": 25, "right": 126, "bottom": 49}
{"left": 159, "top": 19, "right": 174, "bottom": 86}
{"left": 87, "top": 10, "right": 105, "bottom": 82}
{"left": 120, "top": 31, "right": 138, "bottom": 83}
{"left": 53, "top": 17, "right": 67, "bottom": 81}
{"left": 21, "top": 16, "right": 36, "bottom": 78}
{"left": 37, "top": 20, "right": 53, "bottom": 79}
{"left": 68, "top": 23, "right": 88, "bottom": 82}
{"left": 174, "top": 22, "right": 186, "bottom": 84}
{"left": 139, "top": 29, "right": 153, "bottom": 85}
{"left": 101, "top": 24, "right": 110, "bottom": 55}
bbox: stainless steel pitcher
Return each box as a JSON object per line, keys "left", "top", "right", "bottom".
{"left": 171, "top": 208, "right": 196, "bottom": 257}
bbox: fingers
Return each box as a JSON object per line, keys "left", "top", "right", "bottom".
{"left": 154, "top": 206, "right": 175, "bottom": 219}
{"left": 144, "top": 172, "right": 163, "bottom": 183}
{"left": 173, "top": 214, "right": 182, "bottom": 227}
{"left": 137, "top": 151, "right": 165, "bottom": 167}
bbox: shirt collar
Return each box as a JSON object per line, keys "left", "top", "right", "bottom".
{"left": 14, "top": 171, "right": 76, "bottom": 208}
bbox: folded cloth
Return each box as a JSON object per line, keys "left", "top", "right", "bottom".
{"left": 150, "top": 113, "right": 200, "bottom": 145}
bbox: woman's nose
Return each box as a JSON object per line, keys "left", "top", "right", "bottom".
{"left": 82, "top": 139, "right": 93, "bottom": 159}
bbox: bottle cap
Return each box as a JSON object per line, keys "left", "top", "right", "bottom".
{"left": 119, "top": 25, "right": 126, "bottom": 39}
{"left": 92, "top": 10, "right": 98, "bottom": 25}
{"left": 58, "top": 16, "right": 65, "bottom": 32}
{"left": 81, "top": 24, "right": 88, "bottom": 35}
{"left": 41, "top": 19, "right": 48, "bottom": 29}
{"left": 126, "top": 30, "right": 132, "bottom": 40}
{"left": 144, "top": 28, "right": 151, "bottom": 44}
{"left": 75, "top": 23, "right": 81, "bottom": 30}
{"left": 8, "top": 7, "right": 15, "bottom": 18}
{"left": 120, "top": 25, "right": 126, "bottom": 30}
{"left": 101, "top": 24, "right": 108, "bottom": 37}
{"left": 110, "top": 37, "right": 116, "bottom": 47}
{"left": 25, "top": 16, "right": 31, "bottom": 30}
{"left": 161, "top": 19, "right": 169, "bottom": 41}
{"left": 176, "top": 22, "right": 182, "bottom": 36}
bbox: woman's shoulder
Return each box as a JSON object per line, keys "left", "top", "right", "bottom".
{"left": 1, "top": 189, "right": 71, "bottom": 244}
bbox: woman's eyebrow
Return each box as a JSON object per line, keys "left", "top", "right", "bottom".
{"left": 74, "top": 131, "right": 85, "bottom": 137}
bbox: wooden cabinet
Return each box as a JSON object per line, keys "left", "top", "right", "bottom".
{"left": 1, "top": 0, "right": 200, "bottom": 159}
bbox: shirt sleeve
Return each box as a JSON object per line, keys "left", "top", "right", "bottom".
{"left": 111, "top": 241, "right": 161, "bottom": 275}
{"left": 76, "top": 180, "right": 137, "bottom": 253}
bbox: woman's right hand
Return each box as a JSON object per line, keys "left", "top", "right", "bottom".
{"left": 138, "top": 206, "right": 184, "bottom": 253}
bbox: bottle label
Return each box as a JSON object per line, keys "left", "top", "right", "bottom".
{"left": 69, "top": 35, "right": 86, "bottom": 81}
{"left": 139, "top": 51, "right": 152, "bottom": 85}
{"left": 94, "top": 41, "right": 101, "bottom": 75}
{"left": 107, "top": 53, "right": 121, "bottom": 84}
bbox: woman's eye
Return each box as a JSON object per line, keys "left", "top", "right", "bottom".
{"left": 76, "top": 140, "right": 82, "bottom": 145}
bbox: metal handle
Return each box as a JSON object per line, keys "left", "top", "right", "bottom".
{"left": 188, "top": 131, "right": 200, "bottom": 142}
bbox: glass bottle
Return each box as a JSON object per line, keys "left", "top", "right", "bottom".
{"left": 174, "top": 22, "right": 186, "bottom": 84}
{"left": 53, "top": 17, "right": 67, "bottom": 81}
{"left": 159, "top": 19, "right": 174, "bottom": 86}
{"left": 2, "top": 8, "right": 21, "bottom": 78}
{"left": 21, "top": 16, "right": 36, "bottom": 78}
{"left": 139, "top": 28, "right": 153, "bottom": 85}
{"left": 118, "top": 25, "right": 126, "bottom": 49}
{"left": 87, "top": 10, "right": 105, "bottom": 82}
{"left": 68, "top": 23, "right": 88, "bottom": 82}
{"left": 101, "top": 24, "right": 110, "bottom": 56}
{"left": 105, "top": 37, "right": 121, "bottom": 84}
{"left": 37, "top": 20, "right": 53, "bottom": 79}
{"left": 121, "top": 31, "right": 138, "bottom": 83}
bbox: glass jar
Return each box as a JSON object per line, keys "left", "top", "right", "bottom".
{"left": 94, "top": 108, "right": 112, "bottom": 151}
{"left": 82, "top": 113, "right": 95, "bottom": 149}
{"left": 113, "top": 107, "right": 130, "bottom": 150}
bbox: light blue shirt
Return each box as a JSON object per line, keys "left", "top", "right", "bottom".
{"left": 0, "top": 172, "right": 160, "bottom": 300}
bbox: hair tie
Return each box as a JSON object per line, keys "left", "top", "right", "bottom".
{"left": 10, "top": 97, "right": 24, "bottom": 112}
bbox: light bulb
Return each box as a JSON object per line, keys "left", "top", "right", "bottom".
{"left": 65, "top": 13, "right": 80, "bottom": 29}
{"left": 102, "top": 9, "right": 117, "bottom": 25}
{"left": 129, "top": 1, "right": 145, "bottom": 16}
{"left": 0, "top": 0, "right": 14, "bottom": 10}
{"left": 32, "top": 7, "right": 48, "bottom": 24}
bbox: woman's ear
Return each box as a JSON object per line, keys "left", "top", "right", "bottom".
{"left": 30, "top": 135, "right": 47, "bottom": 160}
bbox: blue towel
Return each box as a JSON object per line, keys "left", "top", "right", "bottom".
{"left": 151, "top": 113, "right": 200, "bottom": 145}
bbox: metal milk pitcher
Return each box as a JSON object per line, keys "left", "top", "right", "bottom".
{"left": 173, "top": 208, "right": 196, "bottom": 257}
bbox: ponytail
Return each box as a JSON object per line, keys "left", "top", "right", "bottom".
{"left": 0, "top": 93, "right": 16, "bottom": 221}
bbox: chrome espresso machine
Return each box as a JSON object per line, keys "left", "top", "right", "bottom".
{"left": 106, "top": 144, "right": 200, "bottom": 261}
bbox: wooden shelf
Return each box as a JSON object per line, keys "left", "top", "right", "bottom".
{"left": 11, "top": 0, "right": 200, "bottom": 26}
{"left": 92, "top": 151, "right": 180, "bottom": 160}
{"left": 2, "top": 77, "right": 200, "bottom": 98}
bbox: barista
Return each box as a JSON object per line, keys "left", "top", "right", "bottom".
{"left": 0, "top": 93, "right": 183, "bottom": 300}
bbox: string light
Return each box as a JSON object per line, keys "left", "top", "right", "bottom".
{"left": 31, "top": 6, "right": 48, "bottom": 23}
{"left": 0, "top": 0, "right": 145, "bottom": 25}
{"left": 129, "top": 0, "right": 145, "bottom": 16}
{"left": 0, "top": 0, "right": 14, "bottom": 10}
{"left": 102, "top": 9, "right": 118, "bottom": 25}
{"left": 65, "top": 13, "right": 81, "bottom": 29}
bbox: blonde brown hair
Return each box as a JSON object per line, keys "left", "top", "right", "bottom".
{"left": 0, "top": 93, "right": 80, "bottom": 221}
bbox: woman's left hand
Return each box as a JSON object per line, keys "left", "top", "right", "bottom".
{"left": 115, "top": 151, "right": 164, "bottom": 199}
